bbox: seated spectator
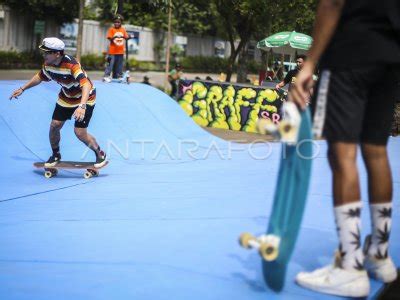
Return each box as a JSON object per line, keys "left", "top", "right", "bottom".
{"left": 141, "top": 76, "right": 151, "bottom": 85}
{"left": 205, "top": 76, "right": 213, "bottom": 81}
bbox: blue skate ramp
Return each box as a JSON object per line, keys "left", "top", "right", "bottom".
{"left": 0, "top": 81, "right": 399, "bottom": 300}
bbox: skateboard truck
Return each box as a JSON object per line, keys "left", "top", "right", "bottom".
{"left": 239, "top": 232, "right": 281, "bottom": 261}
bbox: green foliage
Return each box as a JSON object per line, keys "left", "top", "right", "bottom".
{"left": 245, "top": 59, "right": 263, "bottom": 74}
{"left": 128, "top": 57, "right": 139, "bottom": 69}
{"left": 80, "top": 53, "right": 105, "bottom": 70}
{"left": 267, "top": 0, "right": 318, "bottom": 36}
{"left": 180, "top": 55, "right": 262, "bottom": 74}
{"left": 136, "top": 61, "right": 158, "bottom": 71}
{"left": 0, "top": 51, "right": 160, "bottom": 71}
{"left": 90, "top": 0, "right": 216, "bottom": 36}
{"left": 0, "top": 51, "right": 42, "bottom": 69}
{"left": 0, "top": 0, "right": 79, "bottom": 24}
{"left": 181, "top": 56, "right": 230, "bottom": 73}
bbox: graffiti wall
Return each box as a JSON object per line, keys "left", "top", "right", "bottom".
{"left": 177, "top": 80, "right": 284, "bottom": 133}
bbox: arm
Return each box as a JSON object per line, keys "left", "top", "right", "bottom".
{"left": 276, "top": 71, "right": 292, "bottom": 89}
{"left": 171, "top": 73, "right": 181, "bottom": 80}
{"left": 72, "top": 83, "right": 91, "bottom": 122}
{"left": 9, "top": 73, "right": 42, "bottom": 100}
{"left": 123, "top": 28, "right": 131, "bottom": 40}
{"left": 80, "top": 83, "right": 91, "bottom": 106}
{"left": 290, "top": 0, "right": 345, "bottom": 109}
{"left": 275, "top": 81, "right": 285, "bottom": 89}
{"left": 70, "top": 61, "right": 92, "bottom": 121}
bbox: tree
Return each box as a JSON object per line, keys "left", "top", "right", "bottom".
{"left": 268, "top": 0, "right": 317, "bottom": 35}
{"left": 76, "top": 0, "right": 85, "bottom": 61}
{"left": 211, "top": 0, "right": 317, "bottom": 83}
{"left": 0, "top": 0, "right": 79, "bottom": 24}
{"left": 91, "top": 0, "right": 216, "bottom": 36}
{"left": 210, "top": 0, "right": 271, "bottom": 82}
{"left": 88, "top": 0, "right": 317, "bottom": 82}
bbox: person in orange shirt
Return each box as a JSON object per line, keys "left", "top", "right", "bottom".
{"left": 103, "top": 14, "right": 129, "bottom": 82}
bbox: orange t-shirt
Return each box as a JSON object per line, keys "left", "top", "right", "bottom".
{"left": 107, "top": 26, "right": 129, "bottom": 55}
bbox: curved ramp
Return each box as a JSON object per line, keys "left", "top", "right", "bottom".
{"left": 0, "top": 81, "right": 398, "bottom": 300}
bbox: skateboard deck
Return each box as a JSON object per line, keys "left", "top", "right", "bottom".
{"left": 103, "top": 71, "right": 130, "bottom": 84}
{"left": 240, "top": 103, "right": 313, "bottom": 291}
{"left": 33, "top": 161, "right": 109, "bottom": 179}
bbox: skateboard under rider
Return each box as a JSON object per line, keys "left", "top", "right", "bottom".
{"left": 34, "top": 161, "right": 109, "bottom": 179}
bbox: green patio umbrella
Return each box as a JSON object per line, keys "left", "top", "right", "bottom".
{"left": 257, "top": 31, "right": 313, "bottom": 56}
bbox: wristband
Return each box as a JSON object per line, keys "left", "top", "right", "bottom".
{"left": 20, "top": 87, "right": 25, "bottom": 91}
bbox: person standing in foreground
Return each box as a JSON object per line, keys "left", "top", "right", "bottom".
{"left": 103, "top": 14, "right": 129, "bottom": 82}
{"left": 290, "top": 0, "right": 399, "bottom": 297}
{"left": 9, "top": 37, "right": 107, "bottom": 168}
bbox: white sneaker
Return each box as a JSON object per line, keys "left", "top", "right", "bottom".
{"left": 296, "top": 265, "right": 370, "bottom": 297}
{"left": 103, "top": 76, "right": 111, "bottom": 83}
{"left": 296, "top": 251, "right": 342, "bottom": 281}
{"left": 365, "top": 255, "right": 398, "bottom": 283}
{"left": 363, "top": 234, "right": 398, "bottom": 283}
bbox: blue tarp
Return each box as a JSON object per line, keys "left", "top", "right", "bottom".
{"left": 0, "top": 81, "right": 398, "bottom": 299}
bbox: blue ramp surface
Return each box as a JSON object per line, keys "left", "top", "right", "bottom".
{"left": 0, "top": 81, "right": 399, "bottom": 300}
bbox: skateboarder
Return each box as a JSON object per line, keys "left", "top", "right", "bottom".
{"left": 9, "top": 37, "right": 107, "bottom": 168}
{"left": 290, "top": 0, "right": 399, "bottom": 297}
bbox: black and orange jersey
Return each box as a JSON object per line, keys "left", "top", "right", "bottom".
{"left": 38, "top": 55, "right": 96, "bottom": 108}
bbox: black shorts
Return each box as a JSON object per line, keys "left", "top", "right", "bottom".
{"left": 52, "top": 104, "right": 95, "bottom": 128}
{"left": 312, "top": 66, "right": 400, "bottom": 145}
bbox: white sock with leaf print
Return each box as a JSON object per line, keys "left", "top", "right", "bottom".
{"left": 367, "top": 202, "right": 392, "bottom": 259}
{"left": 334, "top": 202, "right": 364, "bottom": 270}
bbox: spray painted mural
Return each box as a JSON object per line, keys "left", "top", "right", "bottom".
{"left": 177, "top": 80, "right": 284, "bottom": 133}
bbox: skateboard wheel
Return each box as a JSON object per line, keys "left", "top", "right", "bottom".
{"left": 239, "top": 232, "right": 256, "bottom": 249}
{"left": 44, "top": 169, "right": 57, "bottom": 178}
{"left": 258, "top": 236, "right": 280, "bottom": 261}
{"left": 259, "top": 242, "right": 278, "bottom": 261}
{"left": 278, "top": 120, "right": 293, "bottom": 135}
{"left": 84, "top": 169, "right": 98, "bottom": 179}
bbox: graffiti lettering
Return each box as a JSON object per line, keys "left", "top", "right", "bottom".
{"left": 260, "top": 111, "right": 281, "bottom": 124}
{"left": 178, "top": 80, "right": 284, "bottom": 133}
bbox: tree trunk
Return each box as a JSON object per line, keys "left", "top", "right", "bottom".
{"left": 226, "top": 58, "right": 234, "bottom": 82}
{"left": 76, "top": 0, "right": 84, "bottom": 61}
{"left": 164, "top": 0, "right": 172, "bottom": 92}
{"left": 236, "top": 42, "right": 248, "bottom": 83}
{"left": 225, "top": 38, "right": 248, "bottom": 82}
{"left": 153, "top": 31, "right": 165, "bottom": 69}
{"left": 117, "top": 0, "right": 124, "bottom": 15}
{"left": 392, "top": 102, "right": 400, "bottom": 136}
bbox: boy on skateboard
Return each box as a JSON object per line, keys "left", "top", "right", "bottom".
{"left": 9, "top": 37, "right": 107, "bottom": 168}
{"left": 290, "top": 0, "right": 399, "bottom": 297}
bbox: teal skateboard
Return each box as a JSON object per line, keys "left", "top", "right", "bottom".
{"left": 240, "top": 103, "right": 313, "bottom": 291}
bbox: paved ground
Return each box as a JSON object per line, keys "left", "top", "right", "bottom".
{"left": 0, "top": 69, "right": 240, "bottom": 88}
